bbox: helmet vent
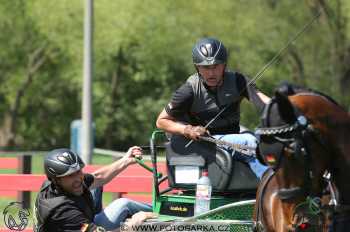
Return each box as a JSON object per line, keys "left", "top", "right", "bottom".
{"left": 57, "top": 152, "right": 75, "bottom": 165}
{"left": 48, "top": 167, "right": 56, "bottom": 175}
{"left": 200, "top": 43, "right": 213, "bottom": 57}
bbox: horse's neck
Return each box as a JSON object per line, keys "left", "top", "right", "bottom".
{"left": 291, "top": 93, "right": 350, "bottom": 202}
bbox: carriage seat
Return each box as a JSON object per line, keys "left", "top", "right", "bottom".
{"left": 165, "top": 135, "right": 259, "bottom": 193}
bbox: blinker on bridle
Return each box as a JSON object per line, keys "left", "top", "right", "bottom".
{"left": 255, "top": 114, "right": 309, "bottom": 169}
{"left": 254, "top": 101, "right": 327, "bottom": 231}
{"left": 255, "top": 95, "right": 310, "bottom": 165}
{"left": 255, "top": 97, "right": 317, "bottom": 199}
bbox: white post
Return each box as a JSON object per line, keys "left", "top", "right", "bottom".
{"left": 81, "top": 0, "right": 93, "bottom": 164}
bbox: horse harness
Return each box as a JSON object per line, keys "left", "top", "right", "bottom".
{"left": 253, "top": 96, "right": 332, "bottom": 231}
{"left": 256, "top": 96, "right": 319, "bottom": 198}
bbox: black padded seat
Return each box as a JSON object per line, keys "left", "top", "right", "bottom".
{"left": 165, "top": 135, "right": 258, "bottom": 193}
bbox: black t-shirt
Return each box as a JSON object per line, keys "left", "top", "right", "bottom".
{"left": 165, "top": 71, "right": 265, "bottom": 133}
{"left": 38, "top": 174, "right": 98, "bottom": 232}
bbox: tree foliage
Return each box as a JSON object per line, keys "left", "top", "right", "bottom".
{"left": 0, "top": 0, "right": 349, "bottom": 150}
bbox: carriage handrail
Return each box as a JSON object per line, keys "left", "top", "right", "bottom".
{"left": 134, "top": 157, "right": 162, "bottom": 178}
{"left": 155, "top": 199, "right": 257, "bottom": 232}
{"left": 181, "top": 199, "right": 256, "bottom": 222}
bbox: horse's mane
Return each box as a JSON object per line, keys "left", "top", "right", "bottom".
{"left": 276, "top": 82, "right": 345, "bottom": 110}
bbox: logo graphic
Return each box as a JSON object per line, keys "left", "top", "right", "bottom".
{"left": 3, "top": 202, "right": 30, "bottom": 231}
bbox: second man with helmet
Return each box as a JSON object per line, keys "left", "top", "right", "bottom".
{"left": 34, "top": 147, "right": 156, "bottom": 232}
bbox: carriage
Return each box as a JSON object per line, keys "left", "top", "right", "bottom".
{"left": 135, "top": 129, "right": 259, "bottom": 232}
{"left": 132, "top": 83, "right": 350, "bottom": 232}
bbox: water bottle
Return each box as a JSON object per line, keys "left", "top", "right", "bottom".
{"left": 194, "top": 170, "right": 212, "bottom": 215}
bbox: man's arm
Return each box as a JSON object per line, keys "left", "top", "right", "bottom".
{"left": 256, "top": 91, "right": 271, "bottom": 104}
{"left": 90, "top": 146, "right": 142, "bottom": 189}
{"left": 246, "top": 87, "right": 271, "bottom": 113}
{"left": 156, "top": 109, "right": 207, "bottom": 140}
{"left": 156, "top": 109, "right": 188, "bottom": 136}
{"left": 156, "top": 81, "right": 207, "bottom": 140}
{"left": 236, "top": 72, "right": 271, "bottom": 107}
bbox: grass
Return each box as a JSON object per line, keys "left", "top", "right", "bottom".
{"left": 0, "top": 153, "right": 118, "bottom": 228}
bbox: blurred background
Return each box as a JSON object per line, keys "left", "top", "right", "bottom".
{"left": 1, "top": 0, "right": 350, "bottom": 151}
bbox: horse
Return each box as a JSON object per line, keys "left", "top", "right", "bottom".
{"left": 253, "top": 83, "right": 350, "bottom": 232}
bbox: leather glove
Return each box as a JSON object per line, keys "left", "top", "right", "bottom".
{"left": 183, "top": 125, "right": 208, "bottom": 140}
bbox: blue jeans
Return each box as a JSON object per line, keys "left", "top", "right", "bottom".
{"left": 90, "top": 188, "right": 152, "bottom": 230}
{"left": 213, "top": 133, "right": 268, "bottom": 179}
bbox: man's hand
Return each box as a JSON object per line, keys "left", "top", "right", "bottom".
{"left": 125, "top": 212, "right": 158, "bottom": 228}
{"left": 183, "top": 125, "right": 208, "bottom": 140}
{"left": 122, "top": 146, "right": 143, "bottom": 165}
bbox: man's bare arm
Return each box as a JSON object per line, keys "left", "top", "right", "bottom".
{"left": 90, "top": 146, "right": 142, "bottom": 189}
{"left": 257, "top": 91, "right": 271, "bottom": 104}
{"left": 156, "top": 109, "right": 207, "bottom": 140}
{"left": 156, "top": 109, "right": 187, "bottom": 135}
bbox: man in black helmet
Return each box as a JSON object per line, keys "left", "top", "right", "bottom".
{"left": 34, "top": 147, "right": 156, "bottom": 232}
{"left": 156, "top": 37, "right": 269, "bottom": 179}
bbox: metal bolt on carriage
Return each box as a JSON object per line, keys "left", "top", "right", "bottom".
{"left": 134, "top": 129, "right": 260, "bottom": 232}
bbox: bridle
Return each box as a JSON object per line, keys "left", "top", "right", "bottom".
{"left": 254, "top": 97, "right": 327, "bottom": 231}
{"left": 255, "top": 98, "right": 315, "bottom": 197}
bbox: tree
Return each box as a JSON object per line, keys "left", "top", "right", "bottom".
{"left": 0, "top": 0, "right": 80, "bottom": 148}
{"left": 1, "top": 0, "right": 349, "bottom": 150}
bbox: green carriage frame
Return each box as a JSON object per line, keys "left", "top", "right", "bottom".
{"left": 135, "top": 130, "right": 257, "bottom": 231}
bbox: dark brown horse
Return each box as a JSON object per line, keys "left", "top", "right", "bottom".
{"left": 254, "top": 84, "right": 350, "bottom": 232}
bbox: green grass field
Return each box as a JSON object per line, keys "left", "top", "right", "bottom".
{"left": 0, "top": 153, "right": 118, "bottom": 228}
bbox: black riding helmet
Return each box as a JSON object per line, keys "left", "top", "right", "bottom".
{"left": 44, "top": 148, "right": 85, "bottom": 180}
{"left": 192, "top": 37, "right": 228, "bottom": 66}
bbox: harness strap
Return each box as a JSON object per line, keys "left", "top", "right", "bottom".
{"left": 254, "top": 168, "right": 275, "bottom": 232}
{"left": 334, "top": 205, "right": 350, "bottom": 213}
{"left": 278, "top": 187, "right": 305, "bottom": 200}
